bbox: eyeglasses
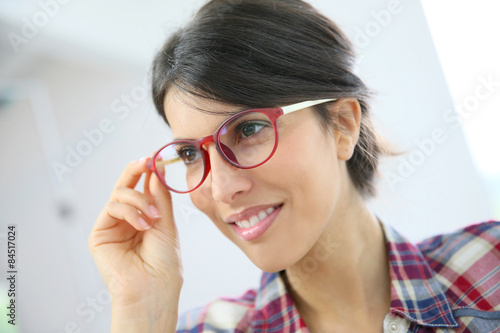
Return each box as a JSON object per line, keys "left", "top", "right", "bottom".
{"left": 147, "top": 98, "right": 336, "bottom": 193}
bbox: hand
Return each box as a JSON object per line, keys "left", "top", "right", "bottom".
{"left": 88, "top": 158, "right": 182, "bottom": 331}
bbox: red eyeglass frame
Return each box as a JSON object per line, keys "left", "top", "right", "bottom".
{"left": 147, "top": 98, "right": 336, "bottom": 193}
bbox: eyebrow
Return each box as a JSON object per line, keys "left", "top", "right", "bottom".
{"left": 171, "top": 106, "right": 252, "bottom": 141}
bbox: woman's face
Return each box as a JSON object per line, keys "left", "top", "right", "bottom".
{"left": 164, "top": 90, "right": 359, "bottom": 272}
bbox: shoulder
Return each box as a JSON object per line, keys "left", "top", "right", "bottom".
{"left": 418, "top": 220, "right": 500, "bottom": 252}
{"left": 418, "top": 220, "right": 500, "bottom": 270}
{"left": 176, "top": 289, "right": 256, "bottom": 333}
{"left": 417, "top": 220, "right": 500, "bottom": 311}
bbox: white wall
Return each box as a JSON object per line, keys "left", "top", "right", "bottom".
{"left": 421, "top": 1, "right": 500, "bottom": 218}
{"left": 0, "top": 0, "right": 495, "bottom": 332}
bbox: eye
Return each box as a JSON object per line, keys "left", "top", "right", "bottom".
{"left": 238, "top": 122, "right": 265, "bottom": 138}
{"left": 177, "top": 146, "right": 201, "bottom": 165}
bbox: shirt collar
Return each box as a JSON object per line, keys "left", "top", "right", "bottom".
{"left": 251, "top": 223, "right": 458, "bottom": 330}
{"left": 382, "top": 223, "right": 458, "bottom": 327}
{"left": 251, "top": 271, "right": 307, "bottom": 331}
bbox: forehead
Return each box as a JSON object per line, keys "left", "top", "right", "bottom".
{"left": 164, "top": 89, "right": 244, "bottom": 139}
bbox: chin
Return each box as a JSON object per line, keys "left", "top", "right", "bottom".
{"left": 253, "top": 261, "right": 289, "bottom": 274}
{"left": 243, "top": 248, "right": 295, "bottom": 273}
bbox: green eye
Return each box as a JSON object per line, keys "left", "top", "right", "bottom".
{"left": 241, "top": 123, "right": 263, "bottom": 137}
{"left": 238, "top": 122, "right": 266, "bottom": 139}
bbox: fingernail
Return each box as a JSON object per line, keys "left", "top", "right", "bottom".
{"left": 138, "top": 217, "right": 151, "bottom": 230}
{"left": 137, "top": 157, "right": 147, "bottom": 163}
{"left": 149, "top": 205, "right": 161, "bottom": 218}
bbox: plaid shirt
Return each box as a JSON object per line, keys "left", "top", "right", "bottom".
{"left": 177, "top": 221, "right": 500, "bottom": 332}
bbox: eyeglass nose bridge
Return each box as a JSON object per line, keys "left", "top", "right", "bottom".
{"left": 196, "top": 134, "right": 216, "bottom": 150}
{"left": 196, "top": 134, "right": 240, "bottom": 168}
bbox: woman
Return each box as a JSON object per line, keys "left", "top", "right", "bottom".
{"left": 88, "top": 0, "right": 500, "bottom": 332}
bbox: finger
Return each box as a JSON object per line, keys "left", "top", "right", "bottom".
{"left": 113, "top": 158, "right": 150, "bottom": 190}
{"left": 143, "top": 168, "right": 152, "bottom": 195}
{"left": 148, "top": 168, "right": 177, "bottom": 234}
{"left": 111, "top": 187, "right": 162, "bottom": 222}
{"left": 104, "top": 201, "right": 153, "bottom": 231}
{"left": 89, "top": 208, "right": 138, "bottom": 249}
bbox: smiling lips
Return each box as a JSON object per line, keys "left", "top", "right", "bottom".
{"left": 234, "top": 207, "right": 275, "bottom": 228}
{"left": 225, "top": 204, "right": 283, "bottom": 241}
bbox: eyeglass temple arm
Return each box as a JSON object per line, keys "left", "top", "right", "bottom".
{"left": 147, "top": 99, "right": 336, "bottom": 170}
{"left": 153, "top": 157, "right": 182, "bottom": 167}
{"left": 281, "top": 98, "right": 337, "bottom": 115}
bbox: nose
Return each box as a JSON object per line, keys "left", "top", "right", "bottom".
{"left": 204, "top": 144, "right": 252, "bottom": 203}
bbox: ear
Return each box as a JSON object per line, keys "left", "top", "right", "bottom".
{"left": 330, "top": 98, "right": 361, "bottom": 161}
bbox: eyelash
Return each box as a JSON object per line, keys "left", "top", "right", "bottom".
{"left": 234, "top": 119, "right": 268, "bottom": 132}
{"left": 177, "top": 146, "right": 196, "bottom": 156}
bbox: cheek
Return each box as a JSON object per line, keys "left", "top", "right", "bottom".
{"left": 189, "top": 187, "right": 215, "bottom": 220}
{"left": 189, "top": 182, "right": 228, "bottom": 230}
{"left": 273, "top": 126, "right": 339, "bottom": 186}
{"left": 271, "top": 125, "right": 341, "bottom": 229}
{"left": 189, "top": 190, "right": 237, "bottom": 242}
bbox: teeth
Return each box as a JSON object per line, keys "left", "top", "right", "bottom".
{"left": 249, "top": 215, "right": 259, "bottom": 226}
{"left": 235, "top": 206, "right": 277, "bottom": 229}
{"left": 258, "top": 211, "right": 267, "bottom": 220}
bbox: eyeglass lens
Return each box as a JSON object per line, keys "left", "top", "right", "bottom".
{"left": 154, "top": 111, "right": 277, "bottom": 192}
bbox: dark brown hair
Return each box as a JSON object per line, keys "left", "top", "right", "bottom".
{"left": 151, "top": 0, "right": 389, "bottom": 197}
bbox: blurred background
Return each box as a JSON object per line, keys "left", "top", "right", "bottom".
{"left": 0, "top": 0, "right": 498, "bottom": 331}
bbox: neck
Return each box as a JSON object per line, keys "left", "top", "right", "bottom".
{"left": 283, "top": 184, "right": 391, "bottom": 330}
